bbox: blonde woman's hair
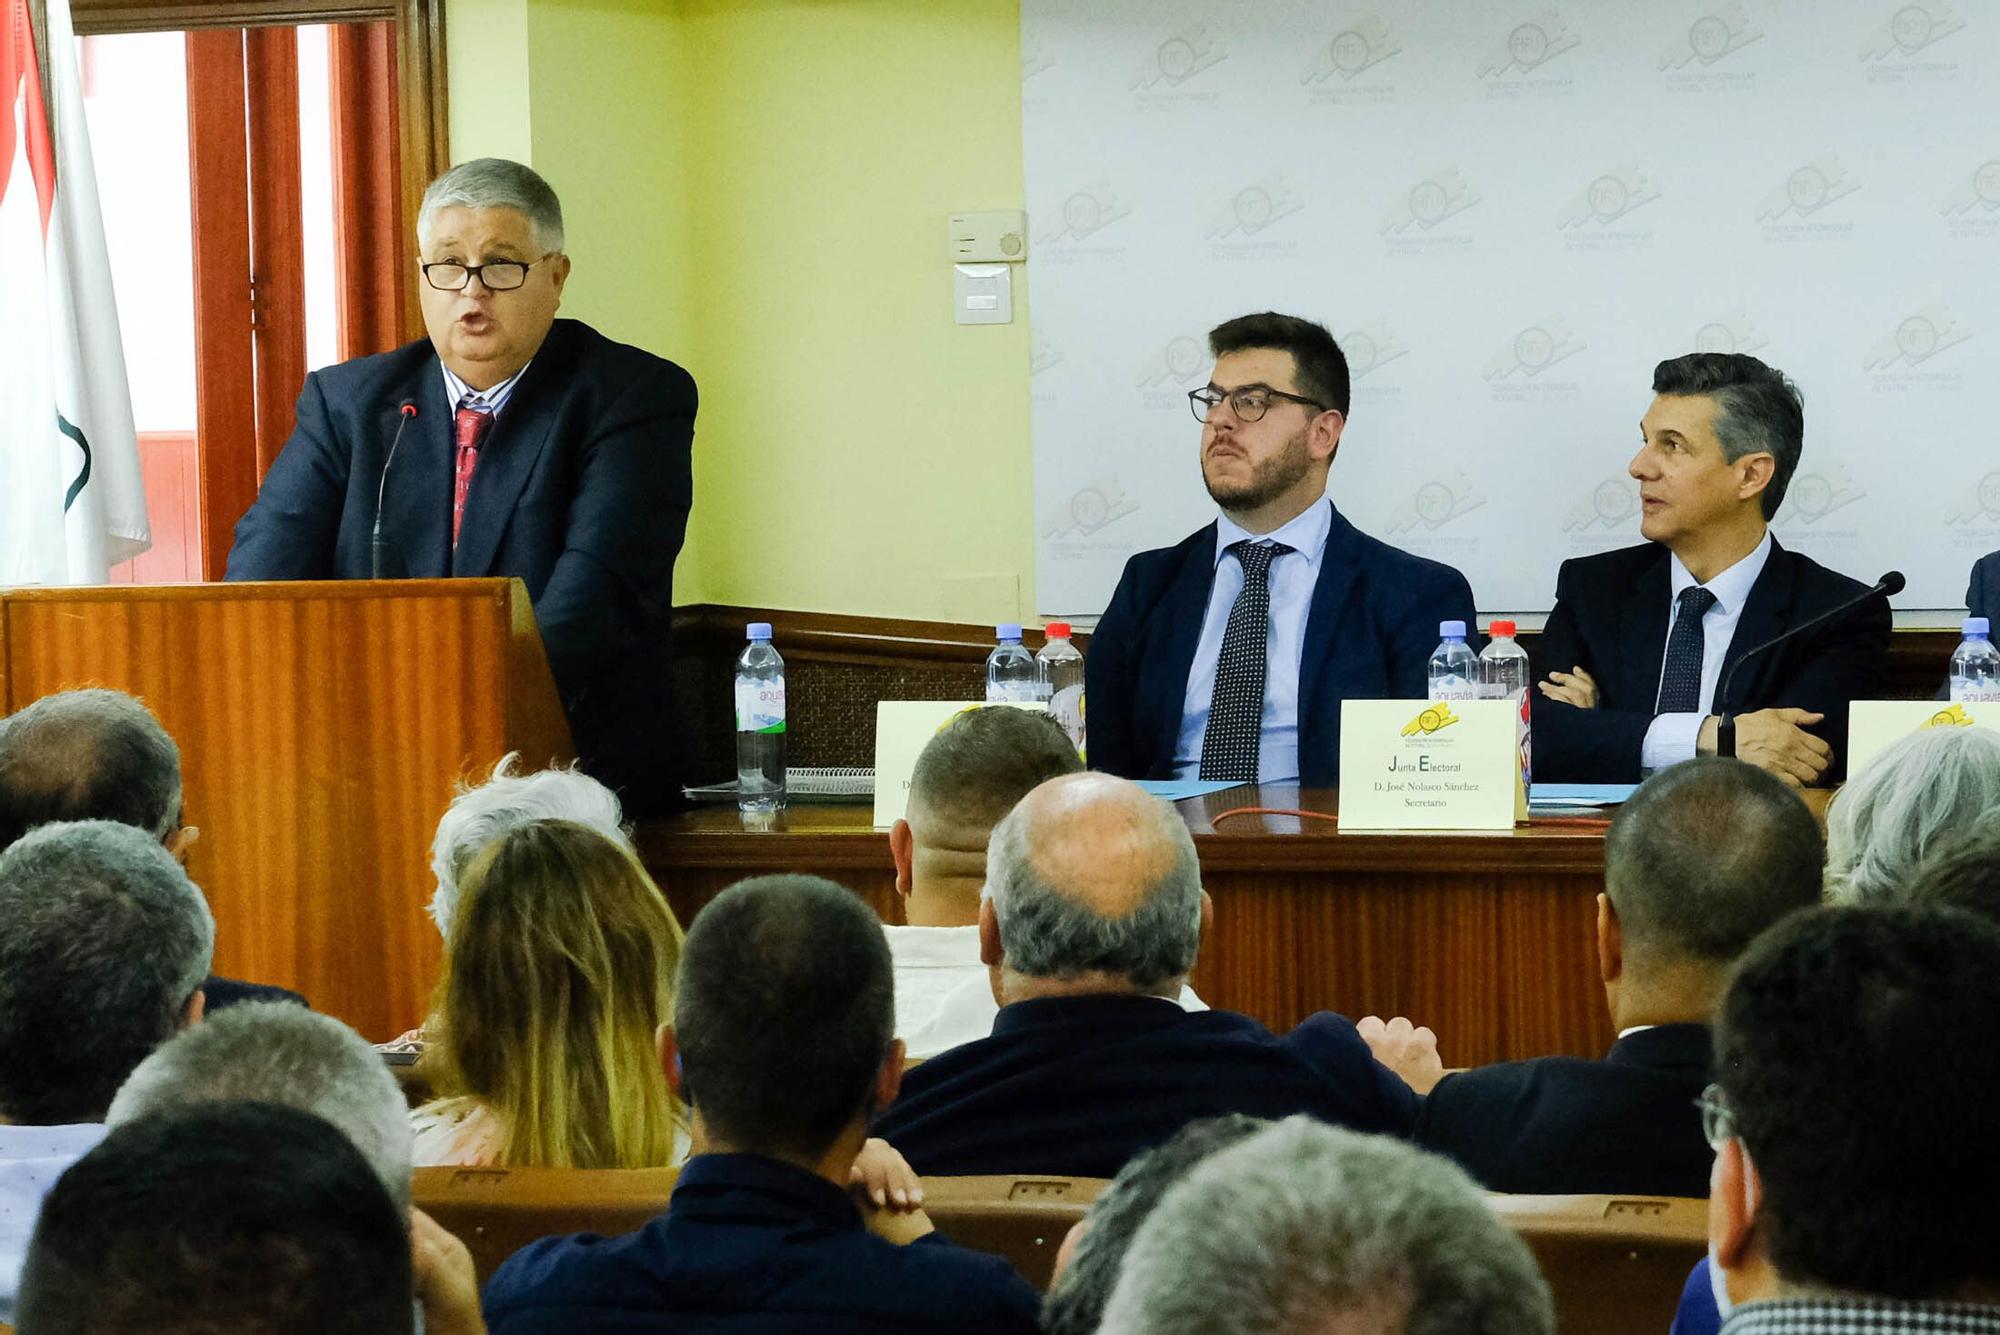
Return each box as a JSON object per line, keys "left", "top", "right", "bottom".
{"left": 423, "top": 819, "right": 684, "bottom": 1167}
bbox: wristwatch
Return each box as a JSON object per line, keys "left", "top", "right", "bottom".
{"left": 1715, "top": 714, "right": 1736, "bottom": 758}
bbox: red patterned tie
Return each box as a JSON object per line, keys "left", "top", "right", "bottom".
{"left": 452, "top": 405, "right": 493, "bottom": 546}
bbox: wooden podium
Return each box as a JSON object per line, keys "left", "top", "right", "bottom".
{"left": 0, "top": 579, "right": 573, "bottom": 1039}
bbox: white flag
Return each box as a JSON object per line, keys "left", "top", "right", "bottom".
{"left": 1, "top": 0, "right": 147, "bottom": 584}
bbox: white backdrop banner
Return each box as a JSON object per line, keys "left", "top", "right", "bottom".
{"left": 1023, "top": 0, "right": 2000, "bottom": 617}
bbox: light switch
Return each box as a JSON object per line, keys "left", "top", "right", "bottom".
{"left": 948, "top": 210, "right": 1029, "bottom": 262}
{"left": 954, "top": 263, "right": 1012, "bottom": 325}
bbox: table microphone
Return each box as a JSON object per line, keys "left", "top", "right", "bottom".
{"left": 371, "top": 401, "right": 420, "bottom": 580}
{"left": 1713, "top": 570, "right": 1903, "bottom": 756}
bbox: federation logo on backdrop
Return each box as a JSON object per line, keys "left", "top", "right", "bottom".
{"left": 1691, "top": 312, "right": 1769, "bottom": 355}
{"left": 1301, "top": 16, "right": 1401, "bottom": 83}
{"left": 1037, "top": 180, "right": 1132, "bottom": 246}
{"left": 1029, "top": 330, "right": 1064, "bottom": 378}
{"left": 1563, "top": 478, "right": 1640, "bottom": 534}
{"left": 1860, "top": 0, "right": 1964, "bottom": 60}
{"left": 1940, "top": 160, "right": 2000, "bottom": 216}
{"left": 1340, "top": 320, "right": 1410, "bottom": 380}
{"left": 1132, "top": 23, "right": 1227, "bottom": 91}
{"left": 1383, "top": 471, "right": 1486, "bottom": 535}
{"left": 1022, "top": 38, "right": 1055, "bottom": 83}
{"left": 1661, "top": 3, "right": 1763, "bottom": 69}
{"left": 1774, "top": 466, "right": 1866, "bottom": 528}
{"left": 1861, "top": 304, "right": 1972, "bottom": 369}
{"left": 1945, "top": 472, "right": 2000, "bottom": 527}
{"left": 1136, "top": 334, "right": 1209, "bottom": 389}
{"left": 1381, "top": 168, "right": 1480, "bottom": 234}
{"left": 1042, "top": 476, "right": 1140, "bottom": 541}
{"left": 1478, "top": 8, "right": 1580, "bottom": 77}
{"left": 1207, "top": 174, "right": 1306, "bottom": 241}
{"left": 1484, "top": 319, "right": 1586, "bottom": 379}
{"left": 1557, "top": 163, "right": 1661, "bottom": 228}
{"left": 1756, "top": 155, "right": 1861, "bottom": 222}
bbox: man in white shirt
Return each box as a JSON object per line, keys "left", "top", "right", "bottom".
{"left": 0, "top": 820, "right": 213, "bottom": 1320}
{"left": 1534, "top": 352, "right": 1889, "bottom": 784}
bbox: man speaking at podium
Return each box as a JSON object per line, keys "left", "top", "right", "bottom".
{"left": 225, "top": 159, "right": 696, "bottom": 814}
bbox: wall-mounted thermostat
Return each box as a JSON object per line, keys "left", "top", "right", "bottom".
{"left": 948, "top": 210, "right": 1029, "bottom": 262}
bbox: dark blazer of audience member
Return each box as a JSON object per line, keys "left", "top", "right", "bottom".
{"left": 1534, "top": 354, "right": 1889, "bottom": 786}
{"left": 1697, "top": 908, "right": 2000, "bottom": 1329}
{"left": 224, "top": 159, "right": 696, "bottom": 815}
{"left": 1088, "top": 313, "right": 1476, "bottom": 788}
{"left": 1966, "top": 549, "right": 2000, "bottom": 629}
{"left": 19, "top": 1101, "right": 415, "bottom": 1334}
{"left": 482, "top": 876, "right": 1041, "bottom": 1334}
{"left": 872, "top": 774, "right": 1425, "bottom": 1178}
{"left": 1411, "top": 758, "right": 1822, "bottom": 1197}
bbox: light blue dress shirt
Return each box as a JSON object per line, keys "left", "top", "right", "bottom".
{"left": 1640, "top": 529, "right": 1774, "bottom": 771}
{"left": 439, "top": 359, "right": 532, "bottom": 418}
{"left": 1172, "top": 499, "right": 1335, "bottom": 784}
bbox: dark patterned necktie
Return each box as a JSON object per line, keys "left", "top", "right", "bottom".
{"left": 1656, "top": 586, "right": 1718, "bottom": 714}
{"left": 1199, "top": 539, "right": 1293, "bottom": 781}
{"left": 452, "top": 402, "right": 493, "bottom": 546}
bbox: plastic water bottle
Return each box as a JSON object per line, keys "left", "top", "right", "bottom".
{"left": 1950, "top": 617, "right": 2000, "bottom": 704}
{"left": 734, "top": 623, "right": 786, "bottom": 813}
{"left": 1427, "top": 620, "right": 1479, "bottom": 701}
{"left": 986, "top": 624, "right": 1040, "bottom": 703}
{"left": 1037, "top": 622, "right": 1086, "bottom": 755}
{"left": 1480, "top": 618, "right": 1533, "bottom": 786}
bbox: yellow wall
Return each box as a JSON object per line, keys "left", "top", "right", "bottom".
{"left": 444, "top": 0, "right": 1035, "bottom": 622}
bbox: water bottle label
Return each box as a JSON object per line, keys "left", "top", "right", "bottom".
{"left": 1049, "top": 684, "right": 1086, "bottom": 748}
{"left": 1429, "top": 677, "right": 1478, "bottom": 703}
{"left": 988, "top": 683, "right": 1040, "bottom": 704}
{"left": 1951, "top": 684, "right": 2000, "bottom": 705}
{"left": 735, "top": 682, "right": 787, "bottom": 732}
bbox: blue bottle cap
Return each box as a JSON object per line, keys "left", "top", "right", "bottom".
{"left": 1966, "top": 617, "right": 1991, "bottom": 638}
{"left": 746, "top": 622, "right": 773, "bottom": 641}
{"left": 996, "top": 623, "right": 1023, "bottom": 640}
{"left": 1439, "top": 620, "right": 1467, "bottom": 639}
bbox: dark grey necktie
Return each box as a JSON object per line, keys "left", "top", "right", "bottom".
{"left": 1656, "top": 586, "right": 1718, "bottom": 714}
{"left": 1200, "top": 539, "right": 1293, "bottom": 782}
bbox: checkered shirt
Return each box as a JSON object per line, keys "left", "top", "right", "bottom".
{"left": 1724, "top": 1300, "right": 2000, "bottom": 1335}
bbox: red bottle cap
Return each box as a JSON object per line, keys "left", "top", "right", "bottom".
{"left": 1045, "top": 622, "right": 1072, "bottom": 637}
{"left": 1489, "top": 619, "right": 1517, "bottom": 637}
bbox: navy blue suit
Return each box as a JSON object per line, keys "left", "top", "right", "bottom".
{"left": 1086, "top": 504, "right": 1476, "bottom": 787}
{"left": 870, "top": 994, "right": 1420, "bottom": 1179}
{"left": 1967, "top": 552, "right": 2000, "bottom": 626}
{"left": 224, "top": 319, "right": 696, "bottom": 813}
{"left": 1416, "top": 1023, "right": 1713, "bottom": 1198}
{"left": 481, "top": 1154, "right": 1041, "bottom": 1334}
{"left": 1533, "top": 540, "right": 1889, "bottom": 783}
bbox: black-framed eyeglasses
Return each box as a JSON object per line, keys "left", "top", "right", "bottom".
{"left": 1188, "top": 384, "right": 1327, "bottom": 424}
{"left": 420, "top": 254, "right": 556, "bottom": 292}
{"left": 1696, "top": 1082, "right": 1736, "bottom": 1149}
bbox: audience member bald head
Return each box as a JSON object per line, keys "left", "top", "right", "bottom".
{"left": 0, "top": 689, "right": 187, "bottom": 856}
{"left": 979, "top": 773, "right": 1207, "bottom": 1005}
{"left": 891, "top": 706, "right": 1081, "bottom": 926}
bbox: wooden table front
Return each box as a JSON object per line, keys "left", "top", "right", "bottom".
{"left": 638, "top": 787, "right": 1615, "bottom": 1069}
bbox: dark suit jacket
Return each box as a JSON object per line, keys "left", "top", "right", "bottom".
{"left": 1967, "top": 552, "right": 2000, "bottom": 626}
{"left": 870, "top": 994, "right": 1420, "bottom": 1179}
{"left": 224, "top": 319, "right": 696, "bottom": 814}
{"left": 481, "top": 1154, "right": 1041, "bottom": 1334}
{"left": 1532, "top": 539, "right": 1889, "bottom": 783}
{"left": 1416, "top": 1023, "right": 1714, "bottom": 1198}
{"left": 1086, "top": 503, "right": 1477, "bottom": 786}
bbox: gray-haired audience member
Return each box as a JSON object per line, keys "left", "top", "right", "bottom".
{"left": 108, "top": 1002, "right": 414, "bottom": 1211}
{"left": 1910, "top": 807, "right": 2000, "bottom": 925}
{"left": 1824, "top": 725, "right": 2000, "bottom": 905}
{"left": 0, "top": 821, "right": 214, "bottom": 1321}
{"left": 0, "top": 689, "right": 187, "bottom": 855}
{"left": 18, "top": 1101, "right": 414, "bottom": 1335}
{"left": 872, "top": 773, "right": 1425, "bottom": 1178}
{"left": 428, "top": 751, "right": 631, "bottom": 936}
{"left": 1042, "top": 1114, "right": 1270, "bottom": 1335}
{"left": 1098, "top": 1116, "right": 1555, "bottom": 1335}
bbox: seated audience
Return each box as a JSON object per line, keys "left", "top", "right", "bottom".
{"left": 1096, "top": 1115, "right": 1555, "bottom": 1335}
{"left": 1042, "top": 1114, "right": 1269, "bottom": 1335}
{"left": 889, "top": 704, "right": 1204, "bottom": 1057}
{"left": 413, "top": 819, "right": 686, "bottom": 1168}
{"left": 871, "top": 772, "right": 1424, "bottom": 1178}
{"left": 1406, "top": 758, "right": 1821, "bottom": 1197}
{"left": 0, "top": 687, "right": 302, "bottom": 1009}
{"left": 0, "top": 820, "right": 213, "bottom": 1321}
{"left": 482, "top": 875, "right": 1042, "bottom": 1333}
{"left": 1910, "top": 808, "right": 2000, "bottom": 923}
{"left": 1823, "top": 725, "right": 2000, "bottom": 905}
{"left": 17, "top": 1101, "right": 417, "bottom": 1334}
{"left": 1681, "top": 906, "right": 2000, "bottom": 1334}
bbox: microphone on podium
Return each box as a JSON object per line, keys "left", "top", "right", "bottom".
{"left": 371, "top": 401, "right": 420, "bottom": 580}
{"left": 1714, "top": 570, "right": 1903, "bottom": 758}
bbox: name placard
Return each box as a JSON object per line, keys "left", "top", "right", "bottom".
{"left": 1337, "top": 699, "right": 1527, "bottom": 831}
{"left": 1845, "top": 699, "right": 2000, "bottom": 777}
{"left": 872, "top": 700, "right": 1046, "bottom": 828}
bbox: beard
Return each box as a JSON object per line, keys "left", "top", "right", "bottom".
{"left": 1202, "top": 426, "right": 1314, "bottom": 513}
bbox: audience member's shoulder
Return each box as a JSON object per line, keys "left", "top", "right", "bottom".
{"left": 874, "top": 1232, "right": 1043, "bottom": 1328}
{"left": 482, "top": 1223, "right": 657, "bottom": 1321}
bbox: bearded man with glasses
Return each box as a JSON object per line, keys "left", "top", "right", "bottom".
{"left": 1087, "top": 312, "right": 1475, "bottom": 788}
{"left": 226, "top": 158, "right": 696, "bottom": 815}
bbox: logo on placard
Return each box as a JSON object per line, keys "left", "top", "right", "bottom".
{"left": 1207, "top": 174, "right": 1306, "bottom": 241}
{"left": 1478, "top": 8, "right": 1579, "bottom": 77}
{"left": 1042, "top": 476, "right": 1139, "bottom": 541}
{"left": 1927, "top": 704, "right": 1977, "bottom": 728}
{"left": 1564, "top": 478, "right": 1640, "bottom": 533}
{"left": 1381, "top": 168, "right": 1480, "bottom": 234}
{"left": 1861, "top": 304, "right": 1972, "bottom": 369}
{"left": 1402, "top": 703, "right": 1463, "bottom": 737}
{"left": 1132, "top": 23, "right": 1227, "bottom": 90}
{"left": 1757, "top": 155, "right": 1861, "bottom": 222}
{"left": 1860, "top": 0, "right": 1964, "bottom": 61}
{"left": 1773, "top": 467, "right": 1866, "bottom": 528}
{"left": 1691, "top": 313, "right": 1769, "bottom": 355}
{"left": 1943, "top": 471, "right": 2000, "bottom": 526}
{"left": 1301, "top": 16, "right": 1401, "bottom": 82}
{"left": 1136, "top": 334, "right": 1209, "bottom": 389}
{"left": 1037, "top": 180, "right": 1132, "bottom": 246}
{"left": 1661, "top": 3, "right": 1762, "bottom": 68}
{"left": 1557, "top": 163, "right": 1661, "bottom": 228}
{"left": 1484, "top": 318, "right": 1586, "bottom": 379}
{"left": 1341, "top": 320, "right": 1410, "bottom": 380}
{"left": 1384, "top": 471, "right": 1485, "bottom": 535}
{"left": 1940, "top": 161, "right": 2000, "bottom": 216}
